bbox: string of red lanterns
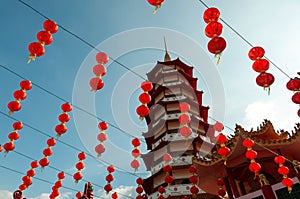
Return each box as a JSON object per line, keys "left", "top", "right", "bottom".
{"left": 3, "top": 121, "right": 23, "bottom": 154}
{"left": 188, "top": 165, "right": 199, "bottom": 197}
{"left": 216, "top": 178, "right": 226, "bottom": 198}
{"left": 286, "top": 74, "right": 300, "bottom": 117}
{"left": 28, "top": 20, "right": 58, "bottom": 63}
{"left": 131, "top": 138, "right": 141, "bottom": 172}
{"left": 248, "top": 46, "right": 275, "bottom": 94}
{"left": 49, "top": 171, "right": 65, "bottom": 199}
{"left": 163, "top": 153, "right": 174, "bottom": 187}
{"left": 147, "top": 0, "right": 164, "bottom": 14}
{"left": 178, "top": 102, "right": 192, "bottom": 140}
{"left": 39, "top": 138, "right": 56, "bottom": 169}
{"left": 95, "top": 121, "right": 108, "bottom": 157}
{"left": 135, "top": 178, "right": 144, "bottom": 199}
{"left": 55, "top": 103, "right": 73, "bottom": 137}
{"left": 104, "top": 165, "right": 115, "bottom": 194}
{"left": 89, "top": 52, "right": 109, "bottom": 92}
{"left": 274, "top": 155, "right": 294, "bottom": 193}
{"left": 214, "top": 122, "right": 230, "bottom": 165}
{"left": 73, "top": 152, "right": 86, "bottom": 184}
{"left": 136, "top": 81, "right": 153, "bottom": 121}
{"left": 8, "top": 80, "right": 32, "bottom": 115}
{"left": 18, "top": 160, "right": 39, "bottom": 192}
{"left": 203, "top": 7, "right": 226, "bottom": 64}
{"left": 243, "top": 139, "right": 261, "bottom": 177}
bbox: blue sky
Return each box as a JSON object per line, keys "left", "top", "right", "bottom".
{"left": 0, "top": 0, "right": 299, "bottom": 198}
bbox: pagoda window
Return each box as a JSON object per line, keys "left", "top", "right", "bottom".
{"left": 173, "top": 178, "right": 190, "bottom": 185}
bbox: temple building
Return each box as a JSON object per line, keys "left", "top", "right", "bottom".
{"left": 141, "top": 49, "right": 300, "bottom": 199}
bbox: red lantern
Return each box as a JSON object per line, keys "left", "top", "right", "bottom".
{"left": 243, "top": 139, "right": 254, "bottom": 148}
{"left": 76, "top": 192, "right": 83, "bottom": 199}
{"left": 274, "top": 155, "right": 285, "bottom": 164}
{"left": 107, "top": 165, "right": 115, "bottom": 173}
{"left": 141, "top": 81, "right": 153, "bottom": 92}
{"left": 189, "top": 165, "right": 197, "bottom": 174}
{"left": 98, "top": 121, "right": 108, "bottom": 130}
{"left": 19, "top": 184, "right": 27, "bottom": 191}
{"left": 287, "top": 78, "right": 300, "bottom": 91}
{"left": 246, "top": 150, "right": 257, "bottom": 159}
{"left": 104, "top": 184, "right": 113, "bottom": 194}
{"left": 249, "top": 162, "right": 261, "bottom": 173}
{"left": 136, "top": 105, "right": 150, "bottom": 120}
{"left": 95, "top": 52, "right": 109, "bottom": 64}
{"left": 13, "top": 90, "right": 26, "bottom": 101}
{"left": 217, "top": 178, "right": 224, "bottom": 186}
{"left": 216, "top": 133, "right": 227, "bottom": 143}
{"left": 147, "top": 0, "right": 164, "bottom": 14}
{"left": 203, "top": 7, "right": 220, "bottom": 23}
{"left": 139, "top": 93, "right": 152, "bottom": 104}
{"left": 205, "top": 21, "right": 223, "bottom": 38}
{"left": 163, "top": 154, "right": 172, "bottom": 162}
{"left": 37, "top": 31, "right": 53, "bottom": 45}
{"left": 132, "top": 149, "right": 141, "bottom": 158}
{"left": 98, "top": 133, "right": 108, "bottom": 143}
{"left": 90, "top": 77, "right": 104, "bottom": 92}
{"left": 136, "top": 178, "right": 144, "bottom": 185}
{"left": 189, "top": 176, "right": 198, "bottom": 184}
{"left": 61, "top": 103, "right": 72, "bottom": 112}
{"left": 218, "top": 189, "right": 226, "bottom": 197}
{"left": 178, "top": 114, "right": 191, "bottom": 124}
{"left": 8, "top": 101, "right": 22, "bottom": 114}
{"left": 93, "top": 64, "right": 107, "bottom": 77}
{"left": 132, "top": 138, "right": 141, "bottom": 147}
{"left": 207, "top": 37, "right": 226, "bottom": 55}
{"left": 163, "top": 165, "right": 172, "bottom": 173}
{"left": 218, "top": 147, "right": 230, "bottom": 157}
{"left": 213, "top": 122, "right": 224, "bottom": 132}
{"left": 278, "top": 166, "right": 290, "bottom": 175}
{"left": 178, "top": 102, "right": 190, "bottom": 112}
{"left": 31, "top": 161, "right": 39, "bottom": 168}
{"left": 47, "top": 138, "right": 56, "bottom": 147}
{"left": 73, "top": 172, "right": 83, "bottom": 183}
{"left": 256, "top": 72, "right": 275, "bottom": 93}
{"left": 3, "top": 142, "right": 15, "bottom": 152}
{"left": 248, "top": 46, "right": 265, "bottom": 60}
{"left": 106, "top": 174, "right": 114, "bottom": 182}
{"left": 292, "top": 92, "right": 300, "bottom": 104}
{"left": 190, "top": 186, "right": 199, "bottom": 195}
{"left": 180, "top": 126, "right": 192, "bottom": 137}
{"left": 112, "top": 192, "right": 118, "bottom": 199}
{"left": 58, "top": 172, "right": 65, "bottom": 180}
{"left": 136, "top": 186, "right": 144, "bottom": 194}
{"left": 252, "top": 59, "right": 270, "bottom": 73}
{"left": 131, "top": 159, "right": 141, "bottom": 171}
{"left": 55, "top": 124, "right": 67, "bottom": 136}
{"left": 164, "top": 175, "right": 173, "bottom": 184}
{"left": 58, "top": 113, "right": 70, "bottom": 123}
{"left": 43, "top": 20, "right": 58, "bottom": 34}
{"left": 282, "top": 178, "right": 294, "bottom": 188}
{"left": 95, "top": 143, "right": 105, "bottom": 157}
{"left": 78, "top": 152, "right": 86, "bottom": 160}
{"left": 28, "top": 42, "right": 45, "bottom": 62}
{"left": 39, "top": 157, "right": 50, "bottom": 168}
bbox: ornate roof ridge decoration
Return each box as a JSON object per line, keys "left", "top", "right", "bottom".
{"left": 157, "top": 57, "right": 194, "bottom": 68}
{"left": 234, "top": 121, "right": 300, "bottom": 146}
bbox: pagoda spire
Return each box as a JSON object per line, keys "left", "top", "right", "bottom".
{"left": 164, "top": 37, "right": 171, "bottom": 62}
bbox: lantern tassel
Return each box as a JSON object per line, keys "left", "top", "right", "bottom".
{"left": 288, "top": 186, "right": 292, "bottom": 193}
{"left": 27, "top": 55, "right": 36, "bottom": 64}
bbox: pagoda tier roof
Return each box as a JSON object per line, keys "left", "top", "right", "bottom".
{"left": 192, "top": 120, "right": 300, "bottom": 194}
{"left": 147, "top": 58, "right": 194, "bottom": 78}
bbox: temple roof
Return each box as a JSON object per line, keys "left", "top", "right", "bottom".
{"left": 192, "top": 120, "right": 300, "bottom": 194}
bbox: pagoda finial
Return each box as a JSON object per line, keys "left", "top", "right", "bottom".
{"left": 164, "top": 37, "right": 171, "bottom": 62}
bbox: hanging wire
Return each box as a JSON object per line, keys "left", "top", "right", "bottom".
{"left": 0, "top": 110, "right": 147, "bottom": 177}
{"left": 10, "top": 150, "right": 134, "bottom": 199}
{"left": 198, "top": 0, "right": 292, "bottom": 79}
{"left": 0, "top": 164, "right": 106, "bottom": 199}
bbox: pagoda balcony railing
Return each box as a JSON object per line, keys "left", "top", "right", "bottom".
{"left": 152, "top": 131, "right": 198, "bottom": 149}
{"left": 151, "top": 155, "right": 194, "bottom": 174}
{"left": 162, "top": 95, "right": 186, "bottom": 102}
{"left": 148, "top": 184, "right": 204, "bottom": 199}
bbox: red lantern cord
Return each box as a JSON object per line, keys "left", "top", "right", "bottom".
{"left": 216, "top": 178, "right": 226, "bottom": 197}
{"left": 203, "top": 7, "right": 226, "bottom": 64}
{"left": 158, "top": 186, "right": 166, "bottom": 199}
{"left": 95, "top": 121, "right": 108, "bottom": 157}
{"left": 189, "top": 165, "right": 199, "bottom": 197}
{"left": 163, "top": 154, "right": 173, "bottom": 187}
{"left": 215, "top": 122, "right": 230, "bottom": 165}
{"left": 39, "top": 138, "right": 56, "bottom": 170}
{"left": 89, "top": 52, "right": 109, "bottom": 92}
{"left": 136, "top": 81, "right": 153, "bottom": 121}
{"left": 8, "top": 80, "right": 32, "bottom": 115}
{"left": 3, "top": 121, "right": 23, "bottom": 155}
{"left": 274, "top": 155, "right": 294, "bottom": 193}
{"left": 18, "top": 160, "right": 39, "bottom": 192}
{"left": 104, "top": 165, "right": 115, "bottom": 194}
{"left": 49, "top": 171, "right": 65, "bottom": 199}
{"left": 147, "top": 0, "right": 164, "bottom": 14}
{"left": 136, "top": 178, "right": 144, "bottom": 199}
{"left": 27, "top": 19, "right": 58, "bottom": 63}
{"left": 73, "top": 152, "right": 86, "bottom": 184}
{"left": 248, "top": 46, "right": 274, "bottom": 94}
{"left": 243, "top": 139, "right": 261, "bottom": 178}
{"left": 178, "top": 102, "right": 192, "bottom": 140}
{"left": 131, "top": 138, "right": 141, "bottom": 172}
{"left": 55, "top": 103, "right": 72, "bottom": 138}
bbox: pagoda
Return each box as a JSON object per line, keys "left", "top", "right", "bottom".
{"left": 141, "top": 44, "right": 219, "bottom": 199}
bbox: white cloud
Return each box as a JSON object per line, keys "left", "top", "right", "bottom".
{"left": 0, "top": 190, "right": 13, "bottom": 199}
{"left": 243, "top": 97, "right": 298, "bottom": 132}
